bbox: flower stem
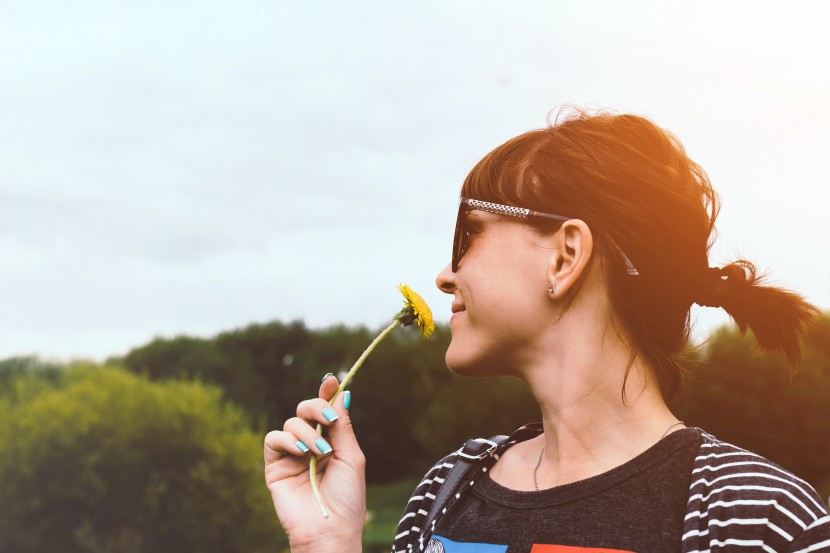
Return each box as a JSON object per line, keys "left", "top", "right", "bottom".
{"left": 309, "top": 318, "right": 400, "bottom": 518}
{"left": 308, "top": 454, "right": 329, "bottom": 518}
{"left": 333, "top": 319, "right": 399, "bottom": 398}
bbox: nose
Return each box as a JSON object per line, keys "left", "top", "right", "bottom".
{"left": 435, "top": 262, "right": 456, "bottom": 295}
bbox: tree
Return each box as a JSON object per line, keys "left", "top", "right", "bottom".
{"left": 0, "top": 365, "right": 283, "bottom": 553}
{"left": 677, "top": 314, "right": 830, "bottom": 498}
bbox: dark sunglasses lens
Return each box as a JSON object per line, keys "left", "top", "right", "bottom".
{"left": 452, "top": 204, "right": 466, "bottom": 272}
{"left": 452, "top": 203, "right": 467, "bottom": 272}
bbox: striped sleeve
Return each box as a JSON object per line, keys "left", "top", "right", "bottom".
{"left": 683, "top": 431, "right": 830, "bottom": 552}
{"left": 391, "top": 452, "right": 459, "bottom": 553}
{"left": 391, "top": 424, "right": 543, "bottom": 553}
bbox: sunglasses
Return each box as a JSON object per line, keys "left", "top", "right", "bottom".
{"left": 452, "top": 197, "right": 639, "bottom": 275}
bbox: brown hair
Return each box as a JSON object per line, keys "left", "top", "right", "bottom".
{"left": 461, "top": 108, "right": 817, "bottom": 399}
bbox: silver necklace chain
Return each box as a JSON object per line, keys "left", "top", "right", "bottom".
{"left": 533, "top": 444, "right": 545, "bottom": 491}
{"left": 532, "top": 420, "right": 684, "bottom": 491}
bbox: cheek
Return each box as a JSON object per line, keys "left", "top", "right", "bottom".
{"left": 445, "top": 232, "right": 550, "bottom": 373}
{"left": 445, "top": 296, "right": 545, "bottom": 376}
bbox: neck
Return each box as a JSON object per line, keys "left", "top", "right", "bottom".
{"left": 520, "top": 310, "right": 680, "bottom": 488}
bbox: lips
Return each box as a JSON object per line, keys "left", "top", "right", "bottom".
{"left": 451, "top": 303, "right": 466, "bottom": 314}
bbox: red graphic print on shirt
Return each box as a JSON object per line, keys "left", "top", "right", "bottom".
{"left": 530, "top": 546, "right": 635, "bottom": 553}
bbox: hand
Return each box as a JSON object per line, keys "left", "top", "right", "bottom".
{"left": 264, "top": 375, "right": 366, "bottom": 552}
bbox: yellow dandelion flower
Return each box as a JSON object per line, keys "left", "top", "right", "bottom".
{"left": 397, "top": 284, "right": 435, "bottom": 338}
{"left": 309, "top": 283, "right": 435, "bottom": 518}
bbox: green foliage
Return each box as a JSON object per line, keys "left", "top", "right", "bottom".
{"left": 116, "top": 320, "right": 354, "bottom": 436}
{"left": 0, "top": 356, "right": 63, "bottom": 396}
{"left": 0, "top": 365, "right": 283, "bottom": 553}
{"left": 3, "top": 312, "right": 830, "bottom": 549}
{"left": 112, "top": 314, "right": 830, "bottom": 496}
{"left": 677, "top": 313, "right": 830, "bottom": 498}
{"left": 117, "top": 322, "right": 540, "bottom": 484}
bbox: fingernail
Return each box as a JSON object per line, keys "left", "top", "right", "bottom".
{"left": 321, "top": 372, "right": 333, "bottom": 383}
{"left": 295, "top": 440, "right": 310, "bottom": 453}
{"left": 322, "top": 407, "right": 339, "bottom": 422}
{"left": 315, "top": 438, "right": 332, "bottom": 455}
{"left": 343, "top": 390, "right": 351, "bottom": 411}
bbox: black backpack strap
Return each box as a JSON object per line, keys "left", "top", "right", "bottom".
{"left": 423, "top": 434, "right": 508, "bottom": 532}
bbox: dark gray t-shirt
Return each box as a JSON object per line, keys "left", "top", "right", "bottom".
{"left": 429, "top": 428, "right": 703, "bottom": 553}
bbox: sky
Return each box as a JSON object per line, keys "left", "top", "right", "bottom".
{"left": 1, "top": 1, "right": 829, "bottom": 360}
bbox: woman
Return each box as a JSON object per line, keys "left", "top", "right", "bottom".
{"left": 264, "top": 110, "right": 830, "bottom": 552}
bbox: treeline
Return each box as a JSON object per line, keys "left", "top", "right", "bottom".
{"left": 676, "top": 316, "right": 830, "bottom": 495}
{"left": 115, "top": 322, "right": 541, "bottom": 483}
{"left": 114, "top": 315, "right": 830, "bottom": 493}
{"left": 2, "top": 314, "right": 829, "bottom": 551}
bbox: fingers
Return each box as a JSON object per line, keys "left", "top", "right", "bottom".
{"left": 295, "top": 385, "right": 362, "bottom": 466}
{"left": 319, "top": 390, "right": 364, "bottom": 467}
{"left": 283, "top": 417, "right": 335, "bottom": 457}
{"left": 296, "top": 397, "right": 341, "bottom": 427}
{"left": 263, "top": 429, "right": 333, "bottom": 488}
{"left": 264, "top": 373, "right": 363, "bottom": 469}
{"left": 320, "top": 373, "right": 340, "bottom": 401}
{"left": 316, "top": 375, "right": 362, "bottom": 460}
{"left": 266, "top": 377, "right": 345, "bottom": 460}
{"left": 264, "top": 429, "right": 315, "bottom": 463}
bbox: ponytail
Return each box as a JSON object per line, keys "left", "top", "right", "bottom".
{"left": 694, "top": 260, "right": 818, "bottom": 368}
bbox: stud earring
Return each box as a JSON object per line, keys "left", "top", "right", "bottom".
{"left": 547, "top": 282, "right": 556, "bottom": 295}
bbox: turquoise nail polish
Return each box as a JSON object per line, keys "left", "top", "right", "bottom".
{"left": 322, "top": 407, "right": 338, "bottom": 422}
{"left": 343, "top": 390, "right": 351, "bottom": 411}
{"left": 295, "top": 440, "right": 310, "bottom": 453}
{"left": 321, "top": 372, "right": 333, "bottom": 383}
{"left": 315, "top": 438, "right": 332, "bottom": 455}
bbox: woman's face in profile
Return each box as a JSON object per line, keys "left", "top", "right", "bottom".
{"left": 436, "top": 210, "right": 556, "bottom": 377}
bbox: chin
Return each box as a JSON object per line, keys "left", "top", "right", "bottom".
{"left": 444, "top": 341, "right": 509, "bottom": 378}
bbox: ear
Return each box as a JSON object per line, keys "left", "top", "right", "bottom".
{"left": 546, "top": 219, "right": 594, "bottom": 298}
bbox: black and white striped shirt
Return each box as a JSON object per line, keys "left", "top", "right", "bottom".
{"left": 392, "top": 424, "right": 830, "bottom": 552}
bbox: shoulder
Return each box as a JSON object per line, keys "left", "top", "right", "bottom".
{"left": 392, "top": 449, "right": 463, "bottom": 552}
{"left": 392, "top": 424, "right": 542, "bottom": 552}
{"left": 689, "top": 429, "right": 826, "bottom": 515}
{"left": 683, "top": 429, "right": 830, "bottom": 552}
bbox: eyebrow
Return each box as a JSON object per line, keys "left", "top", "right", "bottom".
{"left": 465, "top": 210, "right": 495, "bottom": 223}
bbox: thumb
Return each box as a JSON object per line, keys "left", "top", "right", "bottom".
{"left": 319, "top": 378, "right": 362, "bottom": 461}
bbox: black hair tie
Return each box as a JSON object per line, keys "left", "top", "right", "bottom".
{"left": 695, "top": 266, "right": 727, "bottom": 308}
